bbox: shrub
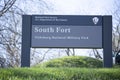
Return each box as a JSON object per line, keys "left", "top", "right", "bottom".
{"left": 38, "top": 56, "right": 103, "bottom": 68}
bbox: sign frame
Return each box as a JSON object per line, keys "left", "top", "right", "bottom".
{"left": 21, "top": 15, "right": 112, "bottom": 68}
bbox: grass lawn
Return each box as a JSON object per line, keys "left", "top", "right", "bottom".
{"left": 0, "top": 56, "right": 119, "bottom": 80}
{"left": 0, "top": 67, "right": 120, "bottom": 80}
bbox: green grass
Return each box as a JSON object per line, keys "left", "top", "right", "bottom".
{"left": 0, "top": 68, "right": 120, "bottom": 80}
{"left": 35, "top": 56, "right": 103, "bottom": 68}
{"left": 0, "top": 56, "right": 119, "bottom": 80}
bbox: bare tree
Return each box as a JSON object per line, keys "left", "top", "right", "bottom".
{"left": 31, "top": 48, "right": 51, "bottom": 66}
{"left": 0, "top": 0, "right": 21, "bottom": 67}
{"left": 112, "top": 0, "right": 120, "bottom": 56}
{"left": 0, "top": 0, "right": 16, "bottom": 16}
{"left": 0, "top": 11, "right": 21, "bottom": 67}
{"left": 92, "top": 49, "right": 102, "bottom": 59}
{"left": 0, "top": 56, "right": 6, "bottom": 68}
{"left": 0, "top": 0, "right": 54, "bottom": 67}
{"left": 65, "top": 48, "right": 75, "bottom": 56}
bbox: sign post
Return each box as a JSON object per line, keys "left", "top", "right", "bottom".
{"left": 21, "top": 15, "right": 112, "bottom": 67}
{"left": 21, "top": 15, "right": 31, "bottom": 67}
{"left": 103, "top": 16, "right": 112, "bottom": 67}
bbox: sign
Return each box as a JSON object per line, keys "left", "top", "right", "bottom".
{"left": 21, "top": 15, "right": 112, "bottom": 68}
{"left": 31, "top": 15, "right": 102, "bottom": 48}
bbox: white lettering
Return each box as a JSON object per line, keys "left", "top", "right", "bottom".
{"left": 56, "top": 27, "right": 71, "bottom": 33}
{"left": 34, "top": 27, "right": 54, "bottom": 33}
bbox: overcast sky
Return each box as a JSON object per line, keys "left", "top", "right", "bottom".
{"left": 19, "top": 0, "right": 115, "bottom": 15}
{"left": 46, "top": 0, "right": 114, "bottom": 15}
